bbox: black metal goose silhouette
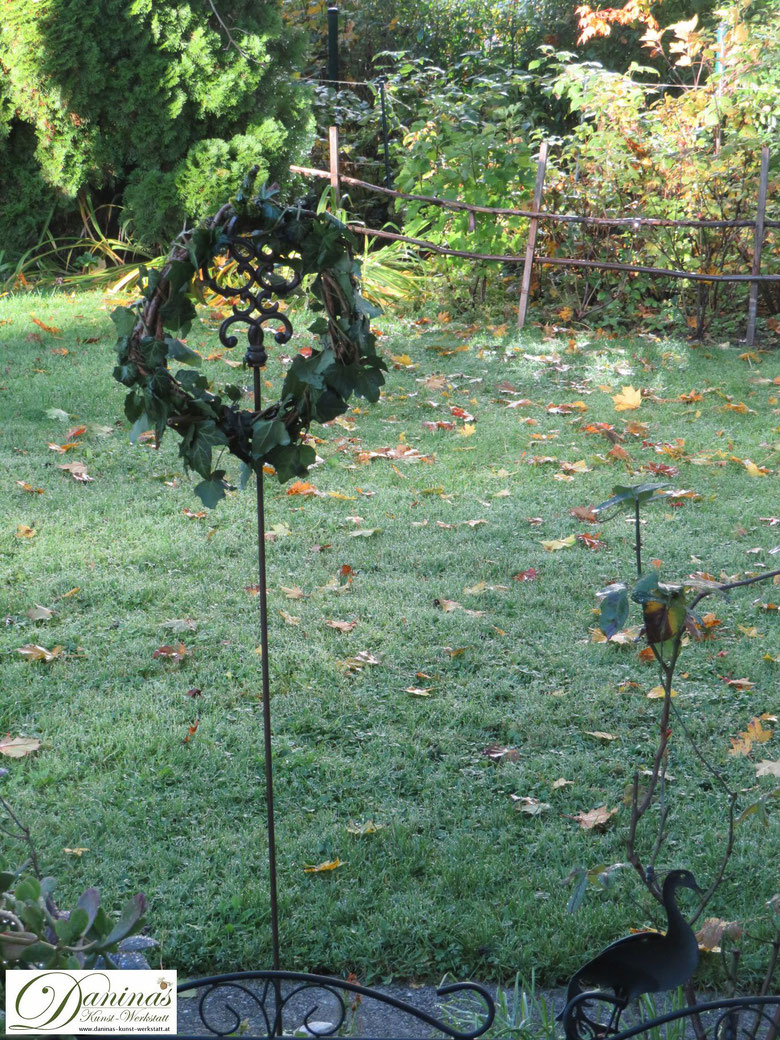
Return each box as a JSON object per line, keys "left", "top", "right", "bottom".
{"left": 562, "top": 869, "right": 702, "bottom": 1040}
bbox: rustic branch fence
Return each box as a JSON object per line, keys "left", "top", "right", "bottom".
{"left": 291, "top": 136, "right": 778, "bottom": 345}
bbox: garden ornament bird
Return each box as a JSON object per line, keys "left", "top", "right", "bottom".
{"left": 561, "top": 869, "right": 702, "bottom": 1040}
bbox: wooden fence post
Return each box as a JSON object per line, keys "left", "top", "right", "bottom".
{"left": 745, "top": 144, "right": 769, "bottom": 348}
{"left": 329, "top": 125, "right": 341, "bottom": 209}
{"left": 517, "top": 140, "right": 549, "bottom": 329}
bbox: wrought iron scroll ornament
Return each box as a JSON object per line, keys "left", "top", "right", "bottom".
{"left": 170, "top": 971, "right": 496, "bottom": 1040}
{"left": 111, "top": 172, "right": 386, "bottom": 507}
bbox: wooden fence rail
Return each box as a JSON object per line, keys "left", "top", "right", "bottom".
{"left": 291, "top": 138, "right": 777, "bottom": 345}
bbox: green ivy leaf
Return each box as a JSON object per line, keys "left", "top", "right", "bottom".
{"left": 267, "top": 443, "right": 316, "bottom": 483}
{"left": 594, "top": 483, "right": 669, "bottom": 513}
{"left": 194, "top": 471, "right": 228, "bottom": 509}
{"left": 110, "top": 307, "right": 136, "bottom": 337}
{"left": 251, "top": 418, "right": 290, "bottom": 459}
{"left": 166, "top": 338, "right": 202, "bottom": 366}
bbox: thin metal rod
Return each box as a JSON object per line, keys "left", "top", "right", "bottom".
{"left": 327, "top": 5, "right": 339, "bottom": 85}
{"left": 252, "top": 363, "right": 281, "bottom": 975}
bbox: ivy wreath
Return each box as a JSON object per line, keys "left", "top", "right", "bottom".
{"left": 112, "top": 176, "right": 386, "bottom": 507}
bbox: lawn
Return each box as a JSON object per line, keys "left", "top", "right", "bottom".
{"left": 0, "top": 289, "right": 778, "bottom": 988}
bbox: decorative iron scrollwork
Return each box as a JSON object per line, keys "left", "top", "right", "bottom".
{"left": 150, "top": 970, "right": 495, "bottom": 1040}
{"left": 200, "top": 218, "right": 303, "bottom": 367}
{"left": 560, "top": 995, "right": 780, "bottom": 1040}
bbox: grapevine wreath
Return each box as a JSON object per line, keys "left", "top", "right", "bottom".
{"left": 112, "top": 175, "right": 386, "bottom": 507}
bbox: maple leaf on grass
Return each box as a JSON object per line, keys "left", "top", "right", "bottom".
{"left": 540, "top": 535, "right": 576, "bottom": 552}
{"left": 728, "top": 716, "right": 773, "bottom": 756}
{"left": 612, "top": 386, "right": 642, "bottom": 411}
{"left": 325, "top": 619, "right": 357, "bottom": 633}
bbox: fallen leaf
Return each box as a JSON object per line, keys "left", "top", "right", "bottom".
{"left": 513, "top": 568, "right": 538, "bottom": 581}
{"left": 346, "top": 820, "right": 384, "bottom": 835}
{"left": 0, "top": 735, "right": 42, "bottom": 757}
{"left": 696, "top": 917, "right": 743, "bottom": 953}
{"left": 435, "top": 597, "right": 462, "bottom": 612}
{"left": 280, "top": 585, "right": 306, "bottom": 600}
{"left": 756, "top": 760, "right": 780, "bottom": 778}
{"left": 58, "top": 462, "right": 94, "bottom": 482}
{"left": 577, "top": 532, "right": 606, "bottom": 551}
{"left": 26, "top": 605, "right": 55, "bottom": 621}
{"left": 326, "top": 619, "right": 357, "bottom": 633}
{"left": 723, "top": 402, "right": 756, "bottom": 415}
{"left": 552, "top": 778, "right": 573, "bottom": 789}
{"left": 287, "top": 480, "right": 321, "bottom": 497}
{"left": 647, "top": 685, "right": 678, "bottom": 699}
{"left": 48, "top": 441, "right": 82, "bottom": 453}
{"left": 510, "top": 795, "right": 551, "bottom": 815}
{"left": 541, "top": 535, "right": 576, "bottom": 551}
{"left": 406, "top": 686, "right": 434, "bottom": 696}
{"left": 570, "top": 805, "right": 618, "bottom": 831}
{"left": 303, "top": 858, "right": 344, "bottom": 873}
{"left": 31, "top": 316, "right": 61, "bottom": 334}
{"left": 279, "top": 610, "right": 300, "bottom": 626}
{"left": 66, "top": 425, "right": 87, "bottom": 440}
{"left": 63, "top": 847, "right": 89, "bottom": 857}
{"left": 16, "top": 482, "right": 44, "bottom": 495}
{"left": 16, "top": 644, "right": 62, "bottom": 662}
{"left": 153, "top": 643, "right": 188, "bottom": 663}
{"left": 348, "top": 528, "right": 381, "bottom": 538}
{"left": 182, "top": 720, "right": 199, "bottom": 744}
{"left": 585, "top": 731, "right": 619, "bottom": 742}
{"left": 185, "top": 688, "right": 202, "bottom": 698}
{"left": 612, "top": 386, "right": 642, "bottom": 411}
{"left": 482, "top": 745, "right": 520, "bottom": 761}
{"left": 729, "top": 716, "right": 773, "bottom": 756}
{"left": 15, "top": 525, "right": 36, "bottom": 539}
{"left": 182, "top": 508, "right": 207, "bottom": 519}
{"left": 722, "top": 677, "right": 755, "bottom": 691}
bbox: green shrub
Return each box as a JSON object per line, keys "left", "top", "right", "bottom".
{"left": 0, "top": 0, "right": 313, "bottom": 255}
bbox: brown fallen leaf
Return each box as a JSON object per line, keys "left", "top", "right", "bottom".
{"left": 48, "top": 441, "right": 82, "bottom": 453}
{"left": 16, "top": 644, "right": 62, "bottom": 662}
{"left": 58, "top": 462, "right": 94, "bottom": 482}
{"left": 182, "top": 720, "right": 199, "bottom": 744}
{"left": 280, "top": 585, "right": 306, "bottom": 600}
{"left": 513, "top": 568, "right": 538, "bottom": 582}
{"left": 287, "top": 480, "right": 322, "bottom": 496}
{"left": 153, "top": 643, "right": 189, "bottom": 663}
{"left": 570, "top": 805, "right": 618, "bottom": 831}
{"left": 303, "top": 858, "right": 343, "bottom": 873}
{"left": 696, "top": 917, "right": 743, "bottom": 953}
{"left": 26, "top": 605, "right": 55, "bottom": 621}
{"left": 482, "top": 745, "right": 520, "bottom": 761}
{"left": 185, "top": 688, "right": 203, "bottom": 698}
{"left": 0, "top": 735, "right": 42, "bottom": 758}
{"left": 16, "top": 525, "right": 36, "bottom": 539}
{"left": 279, "top": 609, "right": 300, "bottom": 626}
{"left": 31, "top": 316, "right": 62, "bottom": 334}
{"left": 326, "top": 619, "right": 357, "bottom": 633}
{"left": 434, "top": 597, "right": 462, "bottom": 612}
{"left": 182, "top": 508, "right": 207, "bottom": 519}
{"left": 722, "top": 677, "right": 755, "bottom": 691}
{"left": 571, "top": 506, "right": 598, "bottom": 523}
{"left": 66, "top": 425, "right": 88, "bottom": 440}
{"left": 16, "top": 481, "right": 44, "bottom": 495}
{"left": 245, "top": 584, "right": 260, "bottom": 595}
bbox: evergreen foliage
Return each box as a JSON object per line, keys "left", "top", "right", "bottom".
{"left": 0, "top": 0, "right": 313, "bottom": 254}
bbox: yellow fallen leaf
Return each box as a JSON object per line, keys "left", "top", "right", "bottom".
{"left": 585, "top": 731, "right": 619, "bottom": 742}
{"left": 540, "top": 535, "right": 576, "bottom": 551}
{"left": 279, "top": 610, "right": 300, "bottom": 626}
{"left": 612, "top": 386, "right": 642, "bottom": 411}
{"left": 303, "top": 859, "right": 344, "bottom": 873}
{"left": 63, "top": 847, "right": 89, "bottom": 857}
{"left": 346, "top": 820, "right": 384, "bottom": 835}
{"left": 647, "top": 685, "right": 678, "bottom": 699}
{"left": 743, "top": 460, "right": 769, "bottom": 477}
{"left": 737, "top": 625, "right": 759, "bottom": 638}
{"left": 458, "top": 423, "right": 477, "bottom": 437}
{"left": 16, "top": 525, "right": 36, "bottom": 539}
{"left": 406, "top": 686, "right": 434, "bottom": 696}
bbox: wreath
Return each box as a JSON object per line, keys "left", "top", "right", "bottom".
{"left": 112, "top": 174, "right": 386, "bottom": 507}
